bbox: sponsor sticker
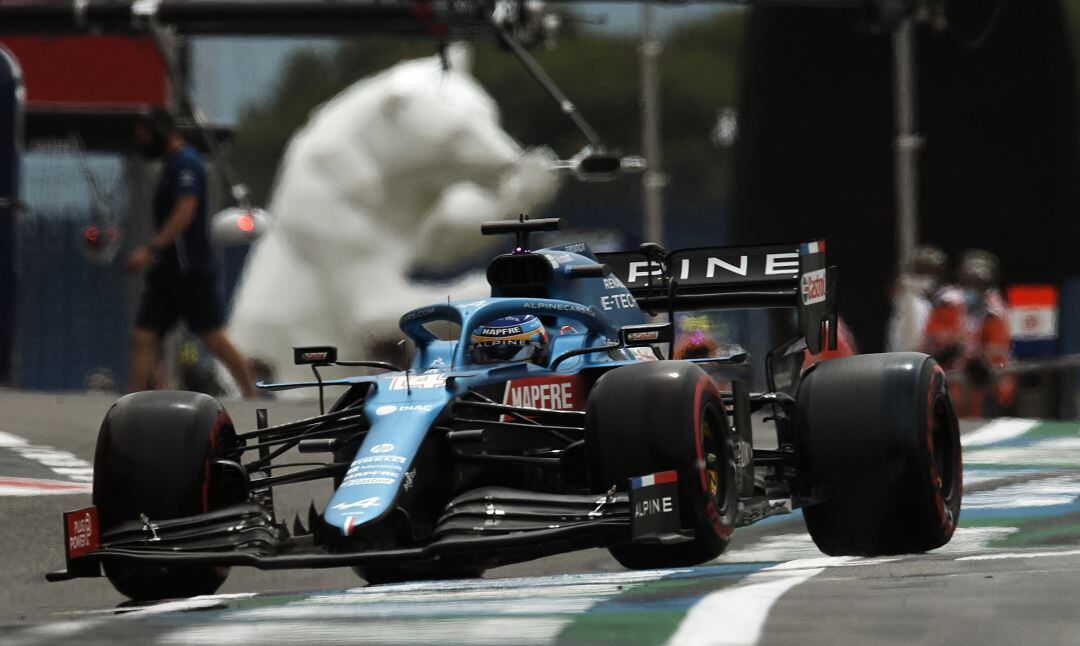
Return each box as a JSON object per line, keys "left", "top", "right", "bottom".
{"left": 601, "top": 292, "right": 637, "bottom": 311}
{"left": 800, "top": 269, "right": 827, "bottom": 305}
{"left": 477, "top": 325, "right": 524, "bottom": 337}
{"left": 400, "top": 306, "right": 436, "bottom": 323}
{"left": 629, "top": 471, "right": 681, "bottom": 539}
{"left": 343, "top": 454, "right": 408, "bottom": 487}
{"left": 341, "top": 477, "right": 396, "bottom": 487}
{"left": 355, "top": 455, "right": 407, "bottom": 465}
{"left": 626, "top": 330, "right": 660, "bottom": 343}
{"left": 502, "top": 375, "right": 582, "bottom": 413}
{"left": 374, "top": 404, "right": 434, "bottom": 416}
{"left": 522, "top": 302, "right": 591, "bottom": 315}
{"left": 624, "top": 248, "right": 801, "bottom": 286}
{"left": 64, "top": 506, "right": 99, "bottom": 560}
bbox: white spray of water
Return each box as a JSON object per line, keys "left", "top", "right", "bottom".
{"left": 227, "top": 45, "right": 559, "bottom": 386}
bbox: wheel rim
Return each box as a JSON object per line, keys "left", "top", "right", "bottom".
{"left": 929, "top": 394, "right": 958, "bottom": 505}
{"left": 700, "top": 403, "right": 727, "bottom": 511}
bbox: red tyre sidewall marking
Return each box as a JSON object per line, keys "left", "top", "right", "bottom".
{"left": 926, "top": 365, "right": 958, "bottom": 534}
{"left": 693, "top": 376, "right": 733, "bottom": 540}
{"left": 201, "top": 411, "right": 228, "bottom": 513}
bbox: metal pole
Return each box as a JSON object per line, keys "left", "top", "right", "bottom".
{"left": 640, "top": 3, "right": 665, "bottom": 244}
{"left": 893, "top": 16, "right": 920, "bottom": 274}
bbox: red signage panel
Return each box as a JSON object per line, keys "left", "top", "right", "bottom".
{"left": 63, "top": 505, "right": 99, "bottom": 562}
{"left": 0, "top": 36, "right": 168, "bottom": 110}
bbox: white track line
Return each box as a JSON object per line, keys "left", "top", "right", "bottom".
{"left": 162, "top": 617, "right": 572, "bottom": 646}
{"left": 160, "top": 570, "right": 682, "bottom": 646}
{"left": 957, "top": 548, "right": 1080, "bottom": 562}
{"left": 667, "top": 557, "right": 854, "bottom": 646}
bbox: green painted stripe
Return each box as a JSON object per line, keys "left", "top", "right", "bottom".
{"left": 556, "top": 564, "right": 773, "bottom": 645}
{"left": 1018, "top": 421, "right": 1080, "bottom": 439}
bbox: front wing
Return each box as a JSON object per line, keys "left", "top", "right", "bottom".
{"left": 48, "top": 474, "right": 689, "bottom": 581}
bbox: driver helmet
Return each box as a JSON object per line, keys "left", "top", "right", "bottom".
{"left": 469, "top": 314, "right": 548, "bottom": 365}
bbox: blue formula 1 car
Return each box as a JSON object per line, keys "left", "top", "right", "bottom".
{"left": 48, "top": 218, "right": 962, "bottom": 600}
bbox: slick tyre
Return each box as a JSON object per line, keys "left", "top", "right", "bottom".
{"left": 586, "top": 361, "right": 738, "bottom": 569}
{"left": 797, "top": 353, "right": 962, "bottom": 556}
{"left": 93, "top": 391, "right": 239, "bottom": 601}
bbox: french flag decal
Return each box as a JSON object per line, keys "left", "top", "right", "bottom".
{"left": 631, "top": 470, "right": 678, "bottom": 489}
{"left": 800, "top": 240, "right": 826, "bottom": 255}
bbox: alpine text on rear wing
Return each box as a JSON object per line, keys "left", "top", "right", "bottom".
{"left": 597, "top": 241, "right": 838, "bottom": 354}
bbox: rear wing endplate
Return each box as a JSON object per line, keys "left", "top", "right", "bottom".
{"left": 597, "top": 241, "right": 838, "bottom": 354}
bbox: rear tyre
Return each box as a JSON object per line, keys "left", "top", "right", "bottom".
{"left": 586, "top": 361, "right": 738, "bottom": 569}
{"left": 797, "top": 352, "right": 961, "bottom": 556}
{"left": 93, "top": 391, "right": 239, "bottom": 601}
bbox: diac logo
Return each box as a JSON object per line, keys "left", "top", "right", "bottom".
{"left": 375, "top": 403, "right": 433, "bottom": 416}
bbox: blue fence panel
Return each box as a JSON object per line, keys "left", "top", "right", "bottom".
{"left": 16, "top": 212, "right": 128, "bottom": 391}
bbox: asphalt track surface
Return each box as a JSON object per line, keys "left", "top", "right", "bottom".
{"left": 2, "top": 391, "right": 1080, "bottom": 644}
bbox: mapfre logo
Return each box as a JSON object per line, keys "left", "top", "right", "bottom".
{"left": 502, "top": 376, "right": 582, "bottom": 413}
{"left": 801, "top": 269, "right": 827, "bottom": 305}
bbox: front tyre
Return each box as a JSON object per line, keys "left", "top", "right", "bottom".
{"left": 797, "top": 353, "right": 962, "bottom": 556}
{"left": 93, "top": 391, "right": 239, "bottom": 600}
{"left": 586, "top": 361, "right": 738, "bottom": 569}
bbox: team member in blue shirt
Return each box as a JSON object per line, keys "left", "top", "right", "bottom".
{"left": 125, "top": 109, "right": 256, "bottom": 398}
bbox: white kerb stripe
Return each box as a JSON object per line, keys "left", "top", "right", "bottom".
{"left": 667, "top": 557, "right": 846, "bottom": 646}
{"left": 961, "top": 418, "right": 1039, "bottom": 448}
{"left": 0, "top": 431, "right": 30, "bottom": 447}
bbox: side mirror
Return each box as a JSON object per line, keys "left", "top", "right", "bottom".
{"left": 619, "top": 323, "right": 673, "bottom": 347}
{"left": 553, "top": 147, "right": 646, "bottom": 183}
{"left": 565, "top": 263, "right": 610, "bottom": 279}
{"left": 294, "top": 346, "right": 337, "bottom": 365}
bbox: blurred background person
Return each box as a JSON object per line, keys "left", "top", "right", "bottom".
{"left": 887, "top": 245, "right": 948, "bottom": 352}
{"left": 125, "top": 109, "right": 257, "bottom": 398}
{"left": 923, "top": 249, "right": 1015, "bottom": 417}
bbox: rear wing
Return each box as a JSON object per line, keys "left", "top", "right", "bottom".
{"left": 596, "top": 241, "right": 838, "bottom": 354}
